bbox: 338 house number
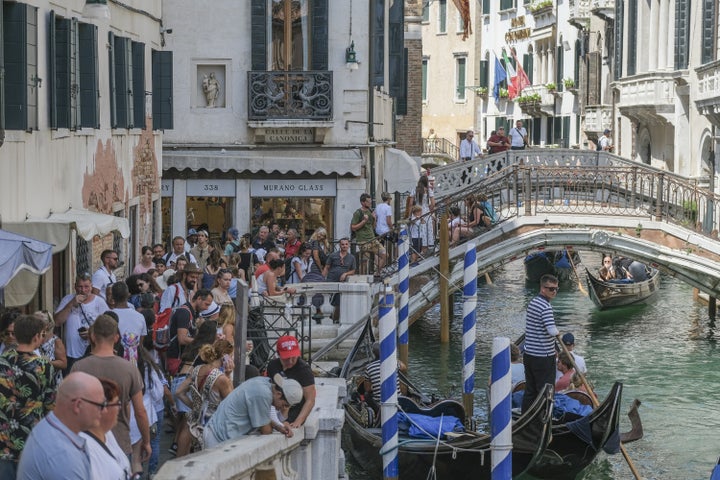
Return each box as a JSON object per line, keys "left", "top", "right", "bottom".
{"left": 203, "top": 184, "right": 219, "bottom": 191}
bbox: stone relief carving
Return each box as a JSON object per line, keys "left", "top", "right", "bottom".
{"left": 202, "top": 72, "right": 220, "bottom": 108}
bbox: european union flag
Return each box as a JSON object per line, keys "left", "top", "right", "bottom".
{"left": 493, "top": 55, "right": 507, "bottom": 102}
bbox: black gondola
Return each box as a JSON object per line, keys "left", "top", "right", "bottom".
{"left": 585, "top": 266, "right": 660, "bottom": 309}
{"left": 340, "top": 322, "right": 554, "bottom": 479}
{"left": 524, "top": 249, "right": 581, "bottom": 283}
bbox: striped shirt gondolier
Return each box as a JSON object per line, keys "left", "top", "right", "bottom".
{"left": 524, "top": 295, "right": 559, "bottom": 357}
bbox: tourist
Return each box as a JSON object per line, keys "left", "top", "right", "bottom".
{"left": 111, "top": 282, "right": 147, "bottom": 365}
{"left": 152, "top": 243, "right": 167, "bottom": 265}
{"left": 486, "top": 126, "right": 510, "bottom": 156}
{"left": 16, "top": 372, "right": 104, "bottom": 479}
{"left": 561, "top": 333, "right": 587, "bottom": 374}
{"left": 80, "top": 378, "right": 131, "bottom": 480}
{"left": 203, "top": 374, "right": 302, "bottom": 448}
{"left": 224, "top": 227, "right": 242, "bottom": 257}
{"left": 166, "top": 288, "right": 214, "bottom": 376}
{"left": 212, "top": 268, "right": 234, "bottom": 305}
{"left": 253, "top": 225, "right": 276, "bottom": 252}
{"left": 408, "top": 204, "right": 424, "bottom": 263}
{"left": 308, "top": 227, "right": 329, "bottom": 276}
{"left": 159, "top": 262, "right": 202, "bottom": 312}
{"left": 258, "top": 259, "right": 297, "bottom": 298}
{"left": 91, "top": 249, "right": 119, "bottom": 299}
{"left": 202, "top": 248, "right": 225, "bottom": 290}
{"left": 0, "top": 308, "right": 20, "bottom": 354}
{"left": 265, "top": 335, "right": 316, "bottom": 428}
{"left": 448, "top": 205, "right": 472, "bottom": 244}
{"left": 406, "top": 176, "right": 435, "bottom": 256}
{"left": 37, "top": 311, "right": 67, "bottom": 386}
{"left": 510, "top": 343, "right": 525, "bottom": 389}
{"left": 351, "top": 193, "right": 386, "bottom": 272}
{"left": 133, "top": 246, "right": 156, "bottom": 275}
{"left": 55, "top": 272, "right": 109, "bottom": 374}
{"left": 164, "top": 236, "right": 197, "bottom": 268}
{"left": 288, "top": 243, "right": 313, "bottom": 284}
{"left": 217, "top": 303, "right": 236, "bottom": 341}
{"left": 555, "top": 352, "right": 576, "bottom": 392}
{"left": 598, "top": 254, "right": 616, "bottom": 281}
{"left": 254, "top": 248, "right": 281, "bottom": 280}
{"left": 128, "top": 346, "right": 164, "bottom": 478}
{"left": 459, "top": 130, "right": 482, "bottom": 161}
{"left": 375, "top": 192, "right": 394, "bottom": 240}
{"left": 283, "top": 228, "right": 302, "bottom": 259}
{"left": 522, "top": 274, "right": 562, "bottom": 413}
{"left": 0, "top": 314, "right": 57, "bottom": 478}
{"left": 71, "top": 314, "right": 151, "bottom": 463}
{"left": 509, "top": 119, "right": 529, "bottom": 150}
{"left": 191, "top": 230, "right": 211, "bottom": 270}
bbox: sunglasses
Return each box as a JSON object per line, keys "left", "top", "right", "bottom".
{"left": 543, "top": 286, "right": 559, "bottom": 293}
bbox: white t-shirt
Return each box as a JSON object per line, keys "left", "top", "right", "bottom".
{"left": 56, "top": 294, "right": 109, "bottom": 358}
{"left": 599, "top": 135, "right": 612, "bottom": 150}
{"left": 113, "top": 307, "right": 147, "bottom": 343}
{"left": 509, "top": 126, "right": 528, "bottom": 147}
{"left": 375, "top": 202, "right": 393, "bottom": 235}
{"left": 81, "top": 430, "right": 131, "bottom": 480}
{"left": 91, "top": 266, "right": 116, "bottom": 299}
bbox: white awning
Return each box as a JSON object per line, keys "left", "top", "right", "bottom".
{"left": 384, "top": 148, "right": 420, "bottom": 194}
{"left": 19, "top": 208, "right": 130, "bottom": 242}
{"left": 163, "top": 147, "right": 363, "bottom": 176}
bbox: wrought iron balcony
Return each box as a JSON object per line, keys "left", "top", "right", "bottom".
{"left": 696, "top": 60, "right": 720, "bottom": 126}
{"left": 591, "top": 0, "right": 614, "bottom": 20}
{"left": 584, "top": 105, "right": 612, "bottom": 137}
{"left": 615, "top": 72, "right": 675, "bottom": 125}
{"left": 248, "top": 71, "right": 333, "bottom": 121}
{"left": 568, "top": 0, "right": 591, "bottom": 28}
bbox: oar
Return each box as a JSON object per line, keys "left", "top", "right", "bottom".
{"left": 567, "top": 251, "right": 588, "bottom": 296}
{"left": 557, "top": 339, "right": 643, "bottom": 480}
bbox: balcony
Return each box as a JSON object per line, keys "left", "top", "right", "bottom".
{"left": 519, "top": 85, "right": 556, "bottom": 116}
{"left": 591, "top": 0, "right": 614, "bottom": 21}
{"left": 248, "top": 71, "right": 333, "bottom": 121}
{"left": 615, "top": 72, "right": 675, "bottom": 125}
{"left": 568, "top": 0, "right": 591, "bottom": 28}
{"left": 528, "top": 1, "right": 556, "bottom": 30}
{"left": 584, "top": 105, "right": 612, "bottom": 138}
{"left": 695, "top": 60, "right": 720, "bottom": 126}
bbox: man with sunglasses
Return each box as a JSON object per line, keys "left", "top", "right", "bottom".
{"left": 203, "top": 373, "right": 303, "bottom": 449}
{"left": 92, "top": 249, "right": 119, "bottom": 300}
{"left": 0, "top": 314, "right": 57, "bottom": 478}
{"left": 71, "top": 315, "right": 152, "bottom": 464}
{"left": 522, "top": 274, "right": 563, "bottom": 413}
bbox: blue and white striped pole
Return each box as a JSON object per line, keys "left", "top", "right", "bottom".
{"left": 379, "top": 284, "right": 399, "bottom": 480}
{"left": 490, "top": 337, "right": 512, "bottom": 480}
{"left": 397, "top": 226, "right": 409, "bottom": 368}
{"left": 462, "top": 243, "right": 477, "bottom": 418}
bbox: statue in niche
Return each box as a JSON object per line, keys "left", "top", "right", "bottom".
{"left": 202, "top": 72, "right": 220, "bottom": 108}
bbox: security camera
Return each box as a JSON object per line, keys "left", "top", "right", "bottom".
{"left": 160, "top": 27, "right": 172, "bottom": 34}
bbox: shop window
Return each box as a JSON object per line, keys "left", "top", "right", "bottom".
{"left": 251, "top": 197, "right": 334, "bottom": 241}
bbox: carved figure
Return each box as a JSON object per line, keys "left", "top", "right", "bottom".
{"left": 202, "top": 72, "right": 220, "bottom": 108}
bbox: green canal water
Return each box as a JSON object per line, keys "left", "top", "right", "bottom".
{"left": 347, "top": 256, "right": 720, "bottom": 480}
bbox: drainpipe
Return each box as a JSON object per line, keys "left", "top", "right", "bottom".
{"left": 368, "top": 0, "right": 377, "bottom": 206}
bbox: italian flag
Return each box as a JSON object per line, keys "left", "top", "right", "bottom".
{"left": 503, "top": 49, "right": 530, "bottom": 99}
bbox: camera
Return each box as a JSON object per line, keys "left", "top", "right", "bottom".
{"left": 78, "top": 327, "right": 88, "bottom": 333}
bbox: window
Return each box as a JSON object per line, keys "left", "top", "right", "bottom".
{"left": 422, "top": 58, "right": 428, "bottom": 102}
{"left": 422, "top": 0, "right": 430, "bottom": 21}
{"left": 438, "top": 0, "right": 447, "bottom": 33}
{"left": 49, "top": 13, "right": 80, "bottom": 130}
{"left": 500, "top": 0, "right": 515, "bottom": 10}
{"left": 455, "top": 56, "right": 466, "bottom": 101}
{"left": 109, "top": 33, "right": 133, "bottom": 128}
{"left": 457, "top": 9, "right": 465, "bottom": 33}
{"left": 482, "top": 0, "right": 490, "bottom": 15}
{"left": 614, "top": 0, "right": 624, "bottom": 80}
{"left": 152, "top": 49, "right": 173, "bottom": 130}
{"left": 556, "top": 44, "right": 564, "bottom": 91}
{"left": 79, "top": 23, "right": 99, "bottom": 128}
{"left": 626, "top": 0, "right": 636, "bottom": 76}
{"left": 479, "top": 58, "right": 489, "bottom": 88}
{"left": 701, "top": 0, "right": 717, "bottom": 64}
{"left": 523, "top": 52, "right": 534, "bottom": 84}
{"left": 674, "top": 0, "right": 690, "bottom": 69}
{"left": 3, "top": 2, "right": 38, "bottom": 131}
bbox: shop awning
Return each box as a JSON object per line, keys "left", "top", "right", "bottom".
{"left": 163, "top": 147, "right": 363, "bottom": 176}
{"left": 0, "top": 229, "right": 53, "bottom": 289}
{"left": 384, "top": 148, "right": 420, "bottom": 194}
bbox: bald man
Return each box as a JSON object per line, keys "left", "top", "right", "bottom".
{"left": 17, "top": 372, "right": 104, "bottom": 479}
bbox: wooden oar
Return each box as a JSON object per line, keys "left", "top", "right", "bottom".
{"left": 567, "top": 251, "right": 588, "bottom": 296}
{"left": 557, "top": 339, "right": 643, "bottom": 480}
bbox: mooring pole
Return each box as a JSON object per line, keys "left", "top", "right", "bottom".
{"left": 710, "top": 296, "right": 717, "bottom": 321}
{"left": 397, "top": 225, "right": 410, "bottom": 367}
{"left": 439, "top": 213, "right": 450, "bottom": 343}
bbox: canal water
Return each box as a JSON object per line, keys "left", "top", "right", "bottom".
{"left": 347, "top": 255, "right": 720, "bottom": 480}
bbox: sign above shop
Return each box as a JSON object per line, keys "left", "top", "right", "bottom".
{"left": 187, "top": 179, "right": 236, "bottom": 197}
{"left": 161, "top": 179, "right": 173, "bottom": 197}
{"left": 250, "top": 179, "right": 336, "bottom": 197}
{"left": 261, "top": 127, "right": 315, "bottom": 144}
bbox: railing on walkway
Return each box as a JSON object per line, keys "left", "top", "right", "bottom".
{"left": 422, "top": 136, "right": 459, "bottom": 160}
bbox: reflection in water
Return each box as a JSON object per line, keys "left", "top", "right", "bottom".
{"left": 346, "top": 258, "right": 719, "bottom": 480}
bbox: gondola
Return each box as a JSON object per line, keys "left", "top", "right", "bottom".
{"left": 525, "top": 382, "right": 624, "bottom": 479}
{"left": 524, "top": 249, "right": 581, "bottom": 283}
{"left": 340, "top": 321, "right": 554, "bottom": 479}
{"left": 585, "top": 266, "right": 660, "bottom": 309}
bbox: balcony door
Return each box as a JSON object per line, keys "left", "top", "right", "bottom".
{"left": 270, "top": 0, "right": 310, "bottom": 71}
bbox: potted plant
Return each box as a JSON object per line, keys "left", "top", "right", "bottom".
{"left": 475, "top": 87, "right": 488, "bottom": 97}
{"left": 563, "top": 78, "right": 575, "bottom": 89}
{"left": 499, "top": 88, "right": 509, "bottom": 99}
{"left": 529, "top": 0, "right": 553, "bottom": 13}
{"left": 545, "top": 82, "right": 557, "bottom": 92}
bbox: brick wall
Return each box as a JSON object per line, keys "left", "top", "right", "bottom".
{"left": 395, "top": 0, "right": 423, "bottom": 157}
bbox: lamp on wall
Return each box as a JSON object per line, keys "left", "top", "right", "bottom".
{"left": 345, "top": 41, "right": 359, "bottom": 70}
{"left": 83, "top": 0, "right": 110, "bottom": 20}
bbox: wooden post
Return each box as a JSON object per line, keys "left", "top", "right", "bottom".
{"left": 710, "top": 296, "right": 717, "bottom": 321}
{"left": 439, "top": 213, "right": 450, "bottom": 344}
{"left": 233, "top": 281, "right": 249, "bottom": 387}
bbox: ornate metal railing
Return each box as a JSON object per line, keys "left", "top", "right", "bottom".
{"left": 248, "top": 71, "right": 333, "bottom": 120}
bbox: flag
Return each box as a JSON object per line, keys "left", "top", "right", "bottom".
{"left": 511, "top": 49, "right": 531, "bottom": 96}
{"left": 493, "top": 55, "right": 507, "bottom": 102}
{"left": 452, "top": 0, "right": 472, "bottom": 40}
{"left": 502, "top": 49, "right": 520, "bottom": 99}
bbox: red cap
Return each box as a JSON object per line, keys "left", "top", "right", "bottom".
{"left": 277, "top": 335, "right": 300, "bottom": 359}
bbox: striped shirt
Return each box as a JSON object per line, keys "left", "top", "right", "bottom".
{"left": 524, "top": 295, "right": 559, "bottom": 357}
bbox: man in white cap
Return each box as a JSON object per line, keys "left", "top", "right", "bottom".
{"left": 202, "top": 374, "right": 302, "bottom": 448}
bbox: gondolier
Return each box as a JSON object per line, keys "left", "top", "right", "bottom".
{"left": 522, "top": 274, "right": 562, "bottom": 413}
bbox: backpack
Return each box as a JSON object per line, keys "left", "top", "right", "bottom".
{"left": 153, "top": 285, "right": 180, "bottom": 351}
{"left": 596, "top": 137, "right": 604, "bottom": 151}
{"left": 284, "top": 257, "right": 295, "bottom": 282}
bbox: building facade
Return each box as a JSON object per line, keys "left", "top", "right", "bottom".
{"left": 161, "top": 0, "right": 417, "bottom": 244}
{"left": 0, "top": 0, "right": 168, "bottom": 309}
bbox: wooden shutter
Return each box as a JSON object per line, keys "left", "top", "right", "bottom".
{"left": 524, "top": 52, "right": 534, "bottom": 84}
{"left": 532, "top": 117, "right": 541, "bottom": 145}
{"left": 49, "top": 10, "right": 58, "bottom": 129}
{"left": 587, "top": 51, "right": 600, "bottom": 105}
{"left": 556, "top": 45, "right": 563, "bottom": 91}
{"left": 396, "top": 47, "right": 408, "bottom": 115}
{"left": 674, "top": 0, "right": 690, "bottom": 69}
{"left": 371, "top": 0, "right": 385, "bottom": 86}
{"left": 311, "top": 0, "right": 328, "bottom": 70}
{"left": 422, "top": 58, "right": 428, "bottom": 101}
{"left": 626, "top": 0, "right": 636, "bottom": 76}
{"left": 113, "top": 36, "right": 132, "bottom": 128}
{"left": 152, "top": 49, "right": 173, "bottom": 130}
{"left": 701, "top": 0, "right": 716, "bottom": 64}
{"left": 4, "top": 3, "right": 37, "bottom": 131}
{"left": 614, "top": 0, "right": 624, "bottom": 80}
{"left": 108, "top": 31, "right": 116, "bottom": 127}
{"left": 79, "top": 22, "right": 99, "bottom": 128}
{"left": 132, "top": 41, "right": 145, "bottom": 128}
{"left": 70, "top": 18, "right": 80, "bottom": 130}
{"left": 562, "top": 116, "right": 570, "bottom": 148}
{"left": 389, "top": 0, "right": 405, "bottom": 100}
{"left": 250, "top": 0, "right": 266, "bottom": 71}
{"left": 480, "top": 59, "right": 488, "bottom": 88}
{"left": 574, "top": 39, "right": 581, "bottom": 85}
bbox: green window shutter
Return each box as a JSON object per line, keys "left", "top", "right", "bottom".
{"left": 371, "top": 0, "right": 385, "bottom": 86}
{"left": 152, "top": 49, "right": 173, "bottom": 130}
{"left": 4, "top": 3, "right": 35, "bottom": 131}
{"left": 482, "top": 0, "right": 490, "bottom": 14}
{"left": 562, "top": 116, "right": 570, "bottom": 148}
{"left": 701, "top": 0, "right": 716, "bottom": 64}
{"left": 396, "top": 48, "right": 408, "bottom": 115}
{"left": 311, "top": 0, "right": 328, "bottom": 70}
{"left": 389, "top": 1, "right": 405, "bottom": 99}
{"left": 574, "top": 39, "right": 581, "bottom": 84}
{"left": 479, "top": 59, "right": 488, "bottom": 88}
{"left": 250, "top": 0, "right": 266, "bottom": 71}
{"left": 456, "top": 57, "right": 466, "bottom": 100}
{"left": 501, "top": 0, "right": 514, "bottom": 10}
{"left": 53, "top": 15, "right": 70, "bottom": 129}
{"left": 614, "top": 0, "right": 624, "bottom": 79}
{"left": 439, "top": 0, "right": 446, "bottom": 33}
{"left": 532, "top": 117, "right": 541, "bottom": 145}
{"left": 674, "top": 0, "right": 690, "bottom": 69}
{"left": 108, "top": 31, "right": 116, "bottom": 127}
{"left": 626, "top": 0, "right": 636, "bottom": 75}
{"left": 70, "top": 18, "right": 80, "bottom": 130}
{"left": 49, "top": 10, "right": 58, "bottom": 129}
{"left": 113, "top": 36, "right": 132, "bottom": 128}
{"left": 556, "top": 45, "right": 563, "bottom": 91}
{"left": 421, "top": 58, "right": 428, "bottom": 101}
{"left": 132, "top": 41, "right": 145, "bottom": 128}
{"left": 26, "top": 4, "right": 37, "bottom": 131}
{"left": 79, "top": 22, "right": 99, "bottom": 128}
{"left": 524, "top": 52, "right": 534, "bottom": 84}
